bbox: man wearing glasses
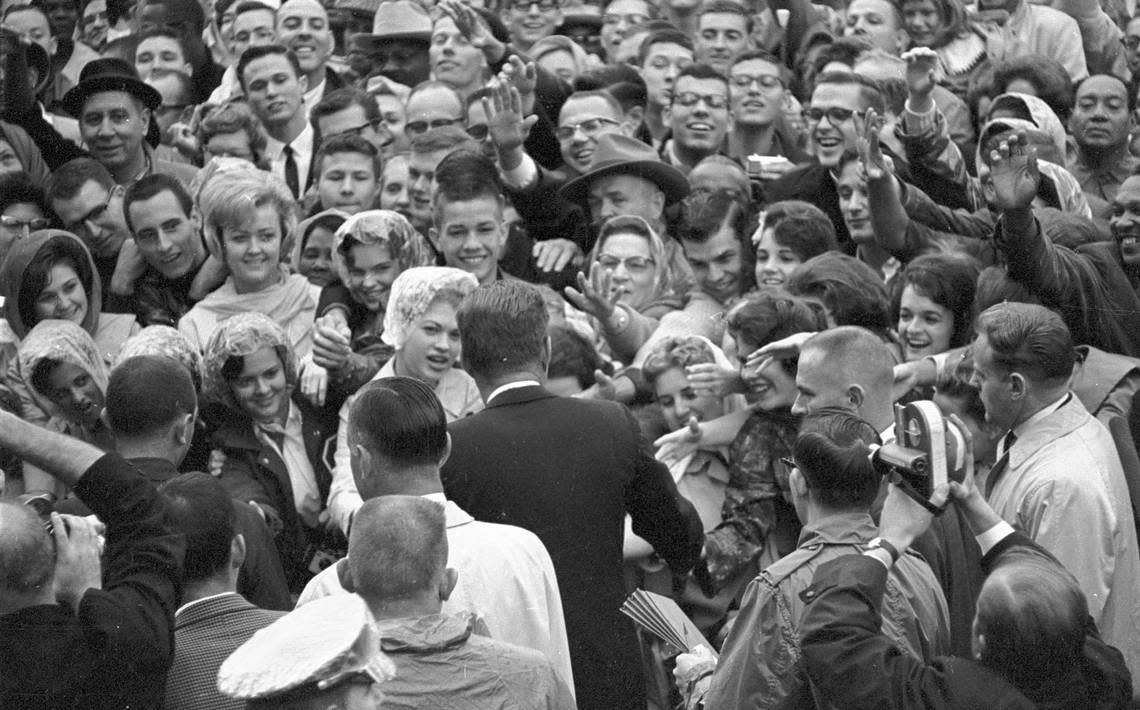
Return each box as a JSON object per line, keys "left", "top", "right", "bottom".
{"left": 46, "top": 157, "right": 133, "bottom": 291}
{"left": 766, "top": 71, "right": 886, "bottom": 253}
{"left": 726, "top": 50, "right": 807, "bottom": 168}
{"left": 661, "top": 63, "right": 731, "bottom": 174}
{"left": 311, "top": 87, "right": 393, "bottom": 157}
{"left": 501, "top": 0, "right": 561, "bottom": 53}
{"left": 404, "top": 81, "right": 466, "bottom": 142}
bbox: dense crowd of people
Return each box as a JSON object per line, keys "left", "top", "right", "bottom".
{"left": 1, "top": 0, "right": 1140, "bottom": 704}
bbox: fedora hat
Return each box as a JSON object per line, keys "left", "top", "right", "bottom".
{"left": 61, "top": 57, "right": 162, "bottom": 118}
{"left": 358, "top": 0, "right": 432, "bottom": 49}
{"left": 560, "top": 134, "right": 690, "bottom": 206}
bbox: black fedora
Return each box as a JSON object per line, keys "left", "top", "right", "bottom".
{"left": 61, "top": 57, "right": 162, "bottom": 118}
{"left": 559, "top": 134, "right": 690, "bottom": 206}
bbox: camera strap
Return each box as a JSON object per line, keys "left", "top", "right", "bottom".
{"left": 890, "top": 471, "right": 947, "bottom": 516}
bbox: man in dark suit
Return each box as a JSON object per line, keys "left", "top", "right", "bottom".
{"left": 442, "top": 280, "right": 704, "bottom": 710}
{"left": 161, "top": 472, "right": 287, "bottom": 710}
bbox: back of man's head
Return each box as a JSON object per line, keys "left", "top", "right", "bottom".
{"left": 160, "top": 472, "right": 238, "bottom": 584}
{"left": 0, "top": 502, "right": 54, "bottom": 602}
{"left": 975, "top": 302, "right": 1075, "bottom": 387}
{"left": 976, "top": 548, "right": 1087, "bottom": 693}
{"left": 457, "top": 281, "right": 549, "bottom": 382}
{"left": 799, "top": 326, "right": 894, "bottom": 414}
{"left": 349, "top": 376, "right": 448, "bottom": 473}
{"left": 105, "top": 355, "right": 197, "bottom": 439}
{"left": 348, "top": 496, "right": 447, "bottom": 602}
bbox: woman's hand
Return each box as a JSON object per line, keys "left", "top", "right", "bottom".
{"left": 654, "top": 416, "right": 702, "bottom": 466}
{"left": 312, "top": 314, "right": 353, "bottom": 371}
{"left": 298, "top": 354, "right": 330, "bottom": 407}
{"left": 744, "top": 331, "right": 815, "bottom": 370}
{"left": 685, "top": 363, "right": 744, "bottom": 397}
{"left": 564, "top": 268, "right": 620, "bottom": 323}
{"left": 208, "top": 448, "right": 227, "bottom": 477}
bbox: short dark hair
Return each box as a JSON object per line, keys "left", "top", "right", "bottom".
{"left": 311, "top": 87, "right": 380, "bottom": 136}
{"left": 788, "top": 252, "right": 892, "bottom": 334}
{"left": 812, "top": 70, "right": 886, "bottom": 115}
{"left": 134, "top": 26, "right": 188, "bottom": 59}
{"left": 991, "top": 54, "right": 1074, "bottom": 123}
{"left": 675, "top": 62, "right": 728, "bottom": 89}
{"left": 761, "top": 200, "right": 838, "bottom": 260}
{"left": 45, "top": 157, "right": 115, "bottom": 205}
{"left": 313, "top": 133, "right": 381, "bottom": 179}
{"left": 726, "top": 289, "right": 826, "bottom": 375}
{"left": 0, "top": 173, "right": 48, "bottom": 217}
{"left": 677, "top": 189, "right": 757, "bottom": 292}
{"left": 348, "top": 376, "right": 448, "bottom": 468}
{"left": 637, "top": 28, "right": 692, "bottom": 66}
{"left": 160, "top": 472, "right": 237, "bottom": 581}
{"left": 457, "top": 281, "right": 549, "bottom": 381}
{"left": 793, "top": 409, "right": 881, "bottom": 508}
{"left": 106, "top": 355, "right": 197, "bottom": 437}
{"left": 237, "top": 44, "right": 302, "bottom": 90}
{"left": 1074, "top": 73, "right": 1136, "bottom": 116}
{"left": 893, "top": 253, "right": 980, "bottom": 350}
{"left": 810, "top": 37, "right": 872, "bottom": 75}
{"left": 698, "top": 0, "right": 751, "bottom": 31}
{"left": 975, "top": 302, "right": 1075, "bottom": 384}
{"left": 18, "top": 235, "right": 94, "bottom": 331}
{"left": 548, "top": 325, "right": 606, "bottom": 391}
{"left": 123, "top": 173, "right": 194, "bottom": 235}
{"left": 433, "top": 149, "right": 504, "bottom": 221}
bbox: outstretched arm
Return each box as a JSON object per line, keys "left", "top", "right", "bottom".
{"left": 0, "top": 409, "right": 103, "bottom": 489}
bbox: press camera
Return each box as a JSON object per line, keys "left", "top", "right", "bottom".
{"left": 871, "top": 401, "right": 969, "bottom": 512}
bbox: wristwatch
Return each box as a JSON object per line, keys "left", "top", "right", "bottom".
{"left": 865, "top": 537, "right": 900, "bottom": 564}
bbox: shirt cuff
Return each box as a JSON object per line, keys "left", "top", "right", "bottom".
{"left": 862, "top": 548, "right": 894, "bottom": 570}
{"left": 975, "top": 520, "right": 1016, "bottom": 556}
{"left": 501, "top": 153, "right": 538, "bottom": 190}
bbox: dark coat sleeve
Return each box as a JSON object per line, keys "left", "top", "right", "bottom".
{"left": 232, "top": 499, "right": 294, "bottom": 611}
{"left": 620, "top": 405, "right": 703, "bottom": 575}
{"left": 799, "top": 553, "right": 1037, "bottom": 710}
{"left": 70, "top": 453, "right": 185, "bottom": 696}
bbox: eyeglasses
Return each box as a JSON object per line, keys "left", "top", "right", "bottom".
{"left": 1123, "top": 36, "right": 1140, "bottom": 50}
{"left": 779, "top": 456, "right": 797, "bottom": 477}
{"left": 596, "top": 254, "right": 655, "bottom": 273}
{"left": 71, "top": 189, "right": 114, "bottom": 230}
{"left": 509, "top": 0, "right": 559, "bottom": 11}
{"left": 802, "top": 106, "right": 864, "bottom": 124}
{"left": 556, "top": 116, "right": 619, "bottom": 141}
{"left": 466, "top": 124, "right": 490, "bottom": 140}
{"left": 405, "top": 117, "right": 460, "bottom": 136}
{"left": 730, "top": 73, "right": 784, "bottom": 91}
{"left": 603, "top": 12, "right": 648, "bottom": 25}
{"left": 672, "top": 92, "right": 729, "bottom": 109}
{"left": 0, "top": 215, "right": 50, "bottom": 232}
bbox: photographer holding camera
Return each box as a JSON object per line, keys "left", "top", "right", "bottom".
{"left": 798, "top": 435, "right": 1133, "bottom": 709}
{"left": 0, "top": 400, "right": 183, "bottom": 709}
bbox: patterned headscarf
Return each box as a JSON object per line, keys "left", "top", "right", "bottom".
{"left": 332, "top": 210, "right": 434, "bottom": 287}
{"left": 202, "top": 312, "right": 297, "bottom": 414}
{"left": 382, "top": 266, "right": 478, "bottom": 349}
{"left": 115, "top": 325, "right": 204, "bottom": 392}
{"left": 17, "top": 319, "right": 109, "bottom": 424}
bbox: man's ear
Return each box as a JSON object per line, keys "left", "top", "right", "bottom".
{"left": 438, "top": 432, "right": 452, "bottom": 468}
{"left": 230, "top": 533, "right": 246, "bottom": 572}
{"left": 847, "top": 383, "right": 866, "bottom": 410}
{"left": 1008, "top": 373, "right": 1027, "bottom": 400}
{"left": 622, "top": 106, "right": 643, "bottom": 134}
{"left": 298, "top": 72, "right": 308, "bottom": 94}
{"left": 174, "top": 411, "right": 195, "bottom": 446}
{"left": 439, "top": 567, "right": 458, "bottom": 601}
{"left": 790, "top": 467, "right": 808, "bottom": 498}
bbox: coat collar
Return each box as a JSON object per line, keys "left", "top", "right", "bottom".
{"left": 175, "top": 592, "right": 258, "bottom": 628}
{"left": 485, "top": 384, "right": 557, "bottom": 409}
{"left": 1007, "top": 394, "right": 1089, "bottom": 470}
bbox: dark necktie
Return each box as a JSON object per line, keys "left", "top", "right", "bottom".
{"left": 984, "top": 431, "right": 1017, "bottom": 498}
{"left": 283, "top": 144, "right": 299, "bottom": 198}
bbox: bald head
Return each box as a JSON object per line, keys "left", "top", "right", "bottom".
{"left": 348, "top": 496, "right": 448, "bottom": 602}
{"left": 792, "top": 326, "right": 895, "bottom": 429}
{"left": 0, "top": 502, "right": 54, "bottom": 600}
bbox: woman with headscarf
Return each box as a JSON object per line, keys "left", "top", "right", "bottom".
{"left": 563, "top": 215, "right": 689, "bottom": 366}
{"left": 309, "top": 210, "right": 435, "bottom": 400}
{"left": 178, "top": 170, "right": 320, "bottom": 358}
{"left": 202, "top": 312, "right": 340, "bottom": 592}
{"left": 1, "top": 230, "right": 139, "bottom": 432}
{"left": 292, "top": 209, "right": 348, "bottom": 289}
{"left": 326, "top": 266, "right": 482, "bottom": 535}
{"left": 13, "top": 319, "right": 113, "bottom": 500}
